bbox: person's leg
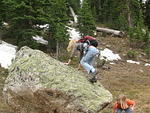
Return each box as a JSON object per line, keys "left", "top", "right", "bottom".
{"left": 80, "top": 46, "right": 98, "bottom": 73}
{"left": 116, "top": 108, "right": 123, "bottom": 113}
{"left": 80, "top": 46, "right": 99, "bottom": 83}
{"left": 124, "top": 108, "right": 132, "bottom": 113}
{"left": 80, "top": 55, "right": 94, "bottom": 73}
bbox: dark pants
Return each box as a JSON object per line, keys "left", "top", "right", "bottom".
{"left": 116, "top": 108, "right": 132, "bottom": 113}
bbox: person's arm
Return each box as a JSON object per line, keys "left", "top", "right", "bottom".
{"left": 112, "top": 102, "right": 118, "bottom": 113}
{"left": 64, "top": 44, "right": 77, "bottom": 65}
{"left": 127, "top": 99, "right": 135, "bottom": 111}
{"left": 64, "top": 59, "right": 71, "bottom": 65}
{"left": 82, "top": 43, "right": 88, "bottom": 55}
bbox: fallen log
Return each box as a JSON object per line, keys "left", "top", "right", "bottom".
{"left": 96, "top": 27, "right": 124, "bottom": 37}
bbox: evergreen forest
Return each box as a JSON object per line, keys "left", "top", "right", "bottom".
{"left": 0, "top": 0, "right": 149, "bottom": 55}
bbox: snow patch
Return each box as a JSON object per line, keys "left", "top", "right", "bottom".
{"left": 0, "top": 41, "right": 17, "bottom": 68}
{"left": 35, "top": 24, "right": 49, "bottom": 29}
{"left": 67, "top": 27, "right": 81, "bottom": 40}
{"left": 80, "top": 0, "right": 84, "bottom": 7}
{"left": 110, "top": 62, "right": 115, "bottom": 65}
{"left": 145, "top": 63, "right": 150, "bottom": 66}
{"left": 3, "top": 22, "right": 9, "bottom": 26}
{"left": 100, "top": 48, "right": 121, "bottom": 61}
{"left": 127, "top": 60, "right": 140, "bottom": 64}
{"left": 142, "top": 0, "right": 147, "bottom": 3}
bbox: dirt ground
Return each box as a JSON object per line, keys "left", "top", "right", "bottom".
{"left": 0, "top": 36, "right": 149, "bottom": 113}
{"left": 97, "top": 36, "right": 150, "bottom": 113}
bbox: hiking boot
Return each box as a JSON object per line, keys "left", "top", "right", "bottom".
{"left": 89, "top": 76, "right": 97, "bottom": 83}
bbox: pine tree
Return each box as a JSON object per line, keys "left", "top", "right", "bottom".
{"left": 1, "top": 0, "right": 52, "bottom": 48}
{"left": 67, "top": 0, "right": 80, "bottom": 14}
{"left": 46, "top": 0, "right": 69, "bottom": 53}
{"left": 0, "top": 0, "right": 3, "bottom": 27}
{"left": 1, "top": 0, "right": 69, "bottom": 50}
{"left": 78, "top": 0, "right": 96, "bottom": 36}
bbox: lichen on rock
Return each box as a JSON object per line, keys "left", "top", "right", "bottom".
{"left": 3, "top": 46, "right": 112, "bottom": 113}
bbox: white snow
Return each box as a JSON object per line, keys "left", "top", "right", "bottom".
{"left": 35, "top": 24, "right": 49, "bottom": 29}
{"left": 110, "top": 62, "right": 115, "bottom": 65}
{"left": 67, "top": 26, "right": 81, "bottom": 40}
{"left": 142, "top": 0, "right": 147, "bottom": 3}
{"left": 80, "top": 0, "right": 84, "bottom": 7}
{"left": 127, "top": 60, "right": 140, "bottom": 65}
{"left": 145, "top": 63, "right": 150, "bottom": 66}
{"left": 100, "top": 48, "right": 121, "bottom": 61}
{"left": 3, "top": 22, "right": 9, "bottom": 26}
{"left": 0, "top": 41, "right": 17, "bottom": 68}
{"left": 67, "top": 27, "right": 121, "bottom": 61}
{"left": 32, "top": 35, "right": 48, "bottom": 45}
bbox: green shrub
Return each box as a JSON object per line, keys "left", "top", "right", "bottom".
{"left": 18, "top": 38, "right": 40, "bottom": 49}
{"left": 128, "top": 23, "right": 150, "bottom": 47}
{"left": 127, "top": 50, "right": 138, "bottom": 59}
{"left": 128, "top": 27, "right": 145, "bottom": 47}
{"left": 144, "top": 47, "right": 150, "bottom": 58}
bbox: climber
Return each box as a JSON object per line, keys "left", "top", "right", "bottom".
{"left": 64, "top": 36, "right": 99, "bottom": 83}
{"left": 64, "top": 36, "right": 98, "bottom": 70}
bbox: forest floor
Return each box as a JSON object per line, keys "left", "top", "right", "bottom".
{"left": 0, "top": 36, "right": 150, "bottom": 113}
{"left": 96, "top": 36, "right": 150, "bottom": 113}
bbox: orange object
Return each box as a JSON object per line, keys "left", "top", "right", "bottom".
{"left": 113, "top": 99, "right": 135, "bottom": 110}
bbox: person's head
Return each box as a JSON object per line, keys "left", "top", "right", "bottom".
{"left": 67, "top": 39, "right": 78, "bottom": 52}
{"left": 90, "top": 40, "right": 98, "bottom": 47}
{"left": 117, "top": 94, "right": 127, "bottom": 102}
{"left": 117, "top": 94, "right": 128, "bottom": 109}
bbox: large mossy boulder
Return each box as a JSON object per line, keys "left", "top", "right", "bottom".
{"left": 3, "top": 46, "right": 112, "bottom": 113}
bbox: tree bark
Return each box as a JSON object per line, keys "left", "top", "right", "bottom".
{"left": 56, "top": 41, "right": 59, "bottom": 59}
{"left": 127, "top": 0, "right": 132, "bottom": 27}
{"left": 96, "top": 27, "right": 124, "bottom": 37}
{"left": 0, "top": 31, "right": 2, "bottom": 44}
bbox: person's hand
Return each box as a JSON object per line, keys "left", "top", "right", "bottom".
{"left": 64, "top": 59, "right": 71, "bottom": 65}
{"left": 130, "top": 107, "right": 134, "bottom": 111}
{"left": 63, "top": 62, "right": 69, "bottom": 65}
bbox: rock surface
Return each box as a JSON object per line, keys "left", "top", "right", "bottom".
{"left": 3, "top": 46, "right": 112, "bottom": 113}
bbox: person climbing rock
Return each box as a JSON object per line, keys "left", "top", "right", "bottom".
{"left": 64, "top": 36, "right": 97, "bottom": 70}
{"left": 65, "top": 36, "right": 99, "bottom": 83}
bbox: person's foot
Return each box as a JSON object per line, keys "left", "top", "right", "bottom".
{"left": 89, "top": 76, "right": 97, "bottom": 83}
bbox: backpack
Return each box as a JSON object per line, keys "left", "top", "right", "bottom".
{"left": 77, "top": 36, "right": 98, "bottom": 56}
{"left": 77, "top": 36, "right": 96, "bottom": 45}
{"left": 78, "top": 36, "right": 98, "bottom": 48}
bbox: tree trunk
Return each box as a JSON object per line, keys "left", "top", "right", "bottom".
{"left": 47, "top": 33, "right": 56, "bottom": 53}
{"left": 56, "top": 41, "right": 59, "bottom": 59}
{"left": 127, "top": 0, "right": 132, "bottom": 27}
{"left": 0, "top": 30, "right": 2, "bottom": 44}
{"left": 96, "top": 27, "right": 124, "bottom": 37}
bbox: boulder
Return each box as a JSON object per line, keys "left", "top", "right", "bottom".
{"left": 3, "top": 46, "right": 112, "bottom": 113}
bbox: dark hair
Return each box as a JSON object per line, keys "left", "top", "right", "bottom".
{"left": 90, "top": 40, "right": 98, "bottom": 47}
